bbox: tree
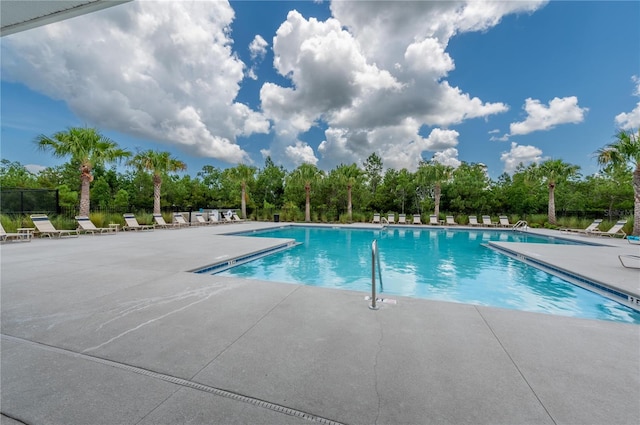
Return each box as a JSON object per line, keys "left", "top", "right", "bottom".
{"left": 255, "top": 157, "right": 286, "bottom": 210}
{"left": 494, "top": 164, "right": 544, "bottom": 215}
{"left": 127, "top": 150, "right": 187, "bottom": 214}
{"left": 0, "top": 159, "right": 38, "bottom": 188}
{"left": 587, "top": 165, "right": 633, "bottom": 218}
{"left": 197, "top": 165, "right": 224, "bottom": 206}
{"left": 335, "top": 163, "right": 363, "bottom": 220}
{"left": 35, "top": 127, "right": 130, "bottom": 216}
{"left": 286, "top": 163, "right": 324, "bottom": 222}
{"left": 596, "top": 129, "right": 640, "bottom": 235}
{"left": 90, "top": 176, "right": 112, "bottom": 210}
{"left": 113, "top": 189, "right": 130, "bottom": 212}
{"left": 526, "top": 159, "right": 580, "bottom": 225}
{"left": 445, "top": 162, "right": 495, "bottom": 214}
{"left": 395, "top": 169, "right": 414, "bottom": 214}
{"left": 416, "top": 161, "right": 453, "bottom": 217}
{"left": 226, "top": 164, "right": 257, "bottom": 219}
{"left": 363, "top": 153, "right": 383, "bottom": 208}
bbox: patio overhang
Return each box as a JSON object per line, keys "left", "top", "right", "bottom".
{"left": 1, "top": 0, "right": 131, "bottom": 37}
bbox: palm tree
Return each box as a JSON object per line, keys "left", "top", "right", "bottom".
{"left": 35, "top": 127, "right": 130, "bottom": 216}
{"left": 227, "top": 164, "right": 257, "bottom": 219}
{"left": 128, "top": 150, "right": 187, "bottom": 215}
{"left": 287, "top": 163, "right": 324, "bottom": 222}
{"left": 596, "top": 129, "right": 640, "bottom": 236}
{"left": 416, "top": 161, "right": 453, "bottom": 217}
{"left": 526, "top": 159, "right": 580, "bottom": 225}
{"left": 335, "top": 164, "right": 363, "bottom": 221}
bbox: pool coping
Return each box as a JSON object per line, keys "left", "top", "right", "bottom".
{"left": 486, "top": 241, "right": 640, "bottom": 311}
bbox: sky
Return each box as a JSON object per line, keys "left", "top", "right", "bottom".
{"left": 1, "top": 0, "right": 639, "bottom": 180}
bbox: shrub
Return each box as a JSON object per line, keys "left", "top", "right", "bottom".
{"left": 89, "top": 211, "right": 106, "bottom": 227}
{"left": 352, "top": 212, "right": 367, "bottom": 223}
{"left": 0, "top": 214, "right": 18, "bottom": 232}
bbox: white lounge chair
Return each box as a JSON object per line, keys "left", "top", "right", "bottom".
{"left": 560, "top": 219, "right": 602, "bottom": 234}
{"left": 398, "top": 214, "right": 407, "bottom": 224}
{"left": 429, "top": 215, "right": 439, "bottom": 225}
{"left": 482, "top": 216, "right": 496, "bottom": 227}
{"left": 498, "top": 216, "right": 511, "bottom": 228}
{"left": 413, "top": 214, "right": 422, "bottom": 225}
{"left": 173, "top": 213, "right": 190, "bottom": 228}
{"left": 123, "top": 214, "right": 154, "bottom": 231}
{"left": 468, "top": 216, "right": 480, "bottom": 226}
{"left": 153, "top": 213, "right": 179, "bottom": 229}
{"left": 30, "top": 214, "right": 79, "bottom": 238}
{"left": 194, "top": 213, "right": 210, "bottom": 226}
{"left": 0, "top": 222, "right": 32, "bottom": 242}
{"left": 446, "top": 216, "right": 457, "bottom": 225}
{"left": 372, "top": 213, "right": 381, "bottom": 224}
{"left": 387, "top": 213, "right": 396, "bottom": 224}
{"left": 588, "top": 220, "right": 627, "bottom": 238}
{"left": 76, "top": 216, "right": 115, "bottom": 235}
{"left": 232, "top": 213, "right": 245, "bottom": 222}
{"left": 221, "top": 212, "right": 233, "bottom": 223}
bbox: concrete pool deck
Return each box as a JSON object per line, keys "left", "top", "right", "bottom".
{"left": 1, "top": 222, "right": 639, "bottom": 424}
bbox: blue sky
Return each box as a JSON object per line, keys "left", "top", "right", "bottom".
{"left": 1, "top": 0, "right": 639, "bottom": 179}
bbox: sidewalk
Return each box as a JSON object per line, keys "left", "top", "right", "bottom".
{"left": 1, "top": 223, "right": 638, "bottom": 424}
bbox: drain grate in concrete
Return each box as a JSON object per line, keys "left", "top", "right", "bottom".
{"left": 2, "top": 334, "right": 346, "bottom": 425}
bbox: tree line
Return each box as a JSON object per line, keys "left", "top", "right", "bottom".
{"left": 1, "top": 127, "right": 638, "bottom": 235}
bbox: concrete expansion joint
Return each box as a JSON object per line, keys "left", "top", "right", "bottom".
{"left": 188, "top": 285, "right": 303, "bottom": 382}
{"left": 473, "top": 308, "right": 559, "bottom": 425}
{"left": 2, "top": 334, "right": 347, "bottom": 425}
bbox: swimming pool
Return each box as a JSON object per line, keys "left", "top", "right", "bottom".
{"left": 213, "top": 226, "right": 640, "bottom": 324}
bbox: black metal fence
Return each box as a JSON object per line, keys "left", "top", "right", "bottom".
{"left": 1, "top": 189, "right": 59, "bottom": 215}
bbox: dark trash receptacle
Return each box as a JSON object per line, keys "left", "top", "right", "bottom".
{"left": 274, "top": 214, "right": 280, "bottom": 222}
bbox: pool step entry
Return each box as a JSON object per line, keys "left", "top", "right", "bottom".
{"left": 192, "top": 241, "right": 299, "bottom": 274}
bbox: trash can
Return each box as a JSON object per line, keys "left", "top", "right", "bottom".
{"left": 273, "top": 214, "right": 280, "bottom": 223}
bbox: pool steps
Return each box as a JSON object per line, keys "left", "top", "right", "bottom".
{"left": 192, "top": 241, "right": 299, "bottom": 274}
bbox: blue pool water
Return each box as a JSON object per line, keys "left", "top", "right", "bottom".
{"left": 217, "top": 226, "right": 640, "bottom": 324}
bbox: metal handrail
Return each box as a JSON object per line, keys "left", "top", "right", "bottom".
{"left": 370, "top": 239, "right": 383, "bottom": 310}
{"left": 512, "top": 220, "right": 528, "bottom": 231}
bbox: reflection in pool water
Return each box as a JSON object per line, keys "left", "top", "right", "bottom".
{"left": 217, "top": 227, "right": 640, "bottom": 324}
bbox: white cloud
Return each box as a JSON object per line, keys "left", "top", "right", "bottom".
{"left": 263, "top": 2, "right": 538, "bottom": 170}
{"left": 490, "top": 133, "right": 510, "bottom": 142}
{"left": 404, "top": 38, "right": 454, "bottom": 76}
{"left": 330, "top": 1, "right": 546, "bottom": 72}
{"left": 615, "top": 103, "right": 640, "bottom": 130}
{"left": 1, "top": 1, "right": 269, "bottom": 164}
{"left": 24, "top": 164, "right": 46, "bottom": 174}
{"left": 249, "top": 34, "right": 268, "bottom": 59}
{"left": 614, "top": 76, "right": 640, "bottom": 130}
{"left": 510, "top": 96, "right": 588, "bottom": 135}
{"left": 424, "top": 128, "right": 460, "bottom": 151}
{"left": 500, "top": 142, "right": 543, "bottom": 173}
{"left": 432, "top": 148, "right": 462, "bottom": 168}
{"left": 260, "top": 149, "right": 272, "bottom": 159}
{"left": 285, "top": 141, "right": 318, "bottom": 166}
{"left": 317, "top": 125, "right": 460, "bottom": 171}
